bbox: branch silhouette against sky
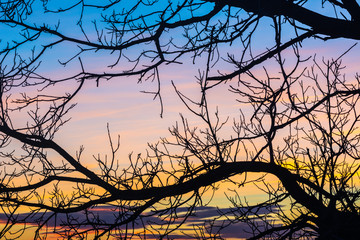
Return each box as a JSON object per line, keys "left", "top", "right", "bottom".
{"left": 0, "top": 0, "right": 360, "bottom": 239}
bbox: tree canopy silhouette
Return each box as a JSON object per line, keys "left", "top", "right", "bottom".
{"left": 0, "top": 0, "right": 360, "bottom": 239}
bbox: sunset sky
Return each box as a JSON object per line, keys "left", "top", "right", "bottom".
{"left": 1, "top": 0, "right": 360, "bottom": 239}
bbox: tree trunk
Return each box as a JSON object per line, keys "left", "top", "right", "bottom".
{"left": 317, "top": 211, "right": 360, "bottom": 240}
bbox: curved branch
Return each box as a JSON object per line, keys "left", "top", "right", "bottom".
{"left": 207, "top": 31, "right": 313, "bottom": 83}
{"left": 212, "top": 0, "right": 360, "bottom": 39}
{"left": 0, "top": 125, "right": 120, "bottom": 195}
{"left": 0, "top": 176, "right": 94, "bottom": 193}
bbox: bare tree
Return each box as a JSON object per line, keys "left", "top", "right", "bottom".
{"left": 0, "top": 0, "right": 360, "bottom": 239}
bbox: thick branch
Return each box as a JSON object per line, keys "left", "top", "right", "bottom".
{"left": 0, "top": 160, "right": 327, "bottom": 216}
{"left": 212, "top": 0, "right": 360, "bottom": 39}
